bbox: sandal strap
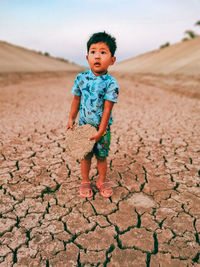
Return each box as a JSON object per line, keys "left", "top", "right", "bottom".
{"left": 80, "top": 182, "right": 91, "bottom": 189}
{"left": 99, "top": 182, "right": 112, "bottom": 190}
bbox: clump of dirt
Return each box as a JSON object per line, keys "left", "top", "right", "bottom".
{"left": 65, "top": 124, "right": 97, "bottom": 161}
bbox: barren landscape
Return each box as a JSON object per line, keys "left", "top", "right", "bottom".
{"left": 0, "top": 40, "right": 200, "bottom": 266}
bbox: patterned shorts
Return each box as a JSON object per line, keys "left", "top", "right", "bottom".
{"left": 93, "top": 127, "right": 111, "bottom": 158}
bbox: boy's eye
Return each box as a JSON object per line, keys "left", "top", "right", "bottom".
{"left": 101, "top": 51, "right": 106, "bottom": 54}
{"left": 91, "top": 51, "right": 95, "bottom": 54}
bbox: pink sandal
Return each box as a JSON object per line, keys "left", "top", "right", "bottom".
{"left": 96, "top": 182, "right": 113, "bottom": 198}
{"left": 79, "top": 182, "right": 93, "bottom": 198}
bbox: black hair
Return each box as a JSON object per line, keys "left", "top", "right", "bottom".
{"left": 87, "top": 31, "right": 117, "bottom": 56}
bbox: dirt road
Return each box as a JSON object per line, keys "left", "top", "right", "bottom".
{"left": 0, "top": 72, "right": 200, "bottom": 266}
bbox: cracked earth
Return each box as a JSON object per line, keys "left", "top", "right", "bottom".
{"left": 0, "top": 72, "right": 200, "bottom": 266}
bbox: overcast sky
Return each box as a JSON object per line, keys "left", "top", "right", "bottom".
{"left": 1, "top": 0, "right": 200, "bottom": 66}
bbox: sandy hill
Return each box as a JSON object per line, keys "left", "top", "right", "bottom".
{"left": 0, "top": 41, "right": 83, "bottom": 73}
{"left": 112, "top": 37, "right": 200, "bottom": 75}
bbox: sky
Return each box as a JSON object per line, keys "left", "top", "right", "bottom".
{"left": 0, "top": 0, "right": 200, "bottom": 66}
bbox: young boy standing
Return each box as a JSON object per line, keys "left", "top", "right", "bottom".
{"left": 66, "top": 32, "right": 119, "bottom": 198}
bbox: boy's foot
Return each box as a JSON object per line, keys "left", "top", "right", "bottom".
{"left": 79, "top": 182, "right": 93, "bottom": 198}
{"left": 96, "top": 181, "right": 113, "bottom": 198}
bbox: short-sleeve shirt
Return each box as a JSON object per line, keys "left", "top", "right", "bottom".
{"left": 71, "top": 70, "right": 119, "bottom": 127}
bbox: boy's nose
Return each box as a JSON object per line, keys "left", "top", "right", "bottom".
{"left": 95, "top": 52, "right": 100, "bottom": 58}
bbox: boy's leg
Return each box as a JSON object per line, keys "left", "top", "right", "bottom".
{"left": 93, "top": 128, "right": 113, "bottom": 197}
{"left": 96, "top": 156, "right": 113, "bottom": 197}
{"left": 80, "top": 153, "right": 93, "bottom": 197}
{"left": 96, "top": 156, "right": 107, "bottom": 183}
{"left": 81, "top": 157, "right": 92, "bottom": 183}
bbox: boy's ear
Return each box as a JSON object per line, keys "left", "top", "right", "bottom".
{"left": 86, "top": 55, "right": 89, "bottom": 61}
{"left": 110, "top": 56, "right": 116, "bottom": 65}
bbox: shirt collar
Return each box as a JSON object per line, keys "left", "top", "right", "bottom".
{"left": 89, "top": 69, "right": 109, "bottom": 80}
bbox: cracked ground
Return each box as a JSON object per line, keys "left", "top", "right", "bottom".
{"left": 0, "top": 72, "right": 200, "bottom": 266}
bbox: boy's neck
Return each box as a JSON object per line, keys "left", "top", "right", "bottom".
{"left": 90, "top": 69, "right": 108, "bottom": 77}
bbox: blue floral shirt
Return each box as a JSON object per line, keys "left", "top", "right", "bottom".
{"left": 72, "top": 70, "right": 119, "bottom": 127}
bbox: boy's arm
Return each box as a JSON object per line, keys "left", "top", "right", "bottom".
{"left": 66, "top": 95, "right": 81, "bottom": 130}
{"left": 89, "top": 100, "right": 114, "bottom": 142}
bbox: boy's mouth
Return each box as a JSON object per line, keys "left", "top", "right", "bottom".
{"left": 94, "top": 62, "right": 101, "bottom": 67}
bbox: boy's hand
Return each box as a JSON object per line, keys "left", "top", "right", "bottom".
{"left": 66, "top": 119, "right": 74, "bottom": 131}
{"left": 89, "top": 132, "right": 102, "bottom": 142}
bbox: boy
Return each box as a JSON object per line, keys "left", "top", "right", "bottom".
{"left": 66, "top": 31, "right": 119, "bottom": 198}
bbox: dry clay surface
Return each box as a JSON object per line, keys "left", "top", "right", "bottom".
{"left": 0, "top": 72, "right": 200, "bottom": 266}
{"left": 65, "top": 124, "right": 97, "bottom": 161}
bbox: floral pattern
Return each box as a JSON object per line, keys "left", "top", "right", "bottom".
{"left": 72, "top": 70, "right": 119, "bottom": 127}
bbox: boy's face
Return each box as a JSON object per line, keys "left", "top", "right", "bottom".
{"left": 86, "top": 42, "right": 116, "bottom": 76}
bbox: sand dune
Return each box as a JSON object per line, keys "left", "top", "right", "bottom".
{"left": 0, "top": 41, "right": 83, "bottom": 73}
{"left": 112, "top": 37, "right": 200, "bottom": 75}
